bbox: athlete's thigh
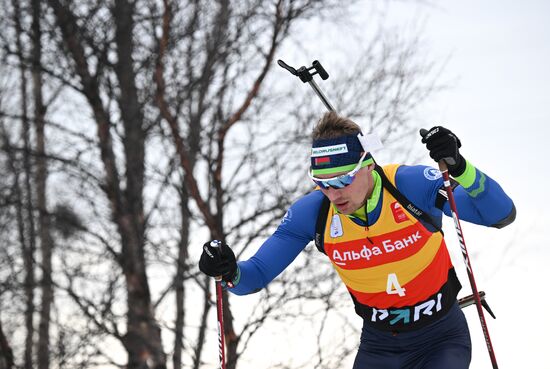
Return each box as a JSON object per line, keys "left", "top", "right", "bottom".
{"left": 353, "top": 347, "right": 401, "bottom": 369}
{"left": 421, "top": 343, "right": 471, "bottom": 369}
{"left": 407, "top": 304, "right": 472, "bottom": 369}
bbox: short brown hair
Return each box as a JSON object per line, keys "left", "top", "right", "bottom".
{"left": 311, "top": 112, "right": 362, "bottom": 141}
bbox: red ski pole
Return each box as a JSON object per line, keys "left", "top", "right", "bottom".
{"left": 209, "top": 241, "right": 226, "bottom": 369}
{"left": 214, "top": 278, "right": 226, "bottom": 369}
{"left": 438, "top": 160, "right": 499, "bottom": 369}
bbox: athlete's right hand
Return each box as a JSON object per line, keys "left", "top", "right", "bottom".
{"left": 199, "top": 240, "right": 238, "bottom": 284}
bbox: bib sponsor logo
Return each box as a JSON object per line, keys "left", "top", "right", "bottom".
{"left": 371, "top": 293, "right": 443, "bottom": 325}
{"left": 330, "top": 230, "right": 422, "bottom": 266}
{"left": 424, "top": 167, "right": 442, "bottom": 181}
{"left": 311, "top": 144, "right": 348, "bottom": 157}
{"left": 391, "top": 201, "right": 408, "bottom": 223}
{"left": 406, "top": 204, "right": 423, "bottom": 216}
{"left": 330, "top": 214, "right": 344, "bottom": 238}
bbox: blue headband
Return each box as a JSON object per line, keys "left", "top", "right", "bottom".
{"left": 311, "top": 134, "right": 372, "bottom": 175}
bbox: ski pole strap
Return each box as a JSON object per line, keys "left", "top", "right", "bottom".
{"left": 374, "top": 165, "right": 443, "bottom": 234}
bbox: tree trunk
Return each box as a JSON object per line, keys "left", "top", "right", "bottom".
{"left": 112, "top": 0, "right": 166, "bottom": 367}
{"left": 11, "top": 1, "right": 37, "bottom": 367}
{"left": 31, "top": 1, "right": 54, "bottom": 368}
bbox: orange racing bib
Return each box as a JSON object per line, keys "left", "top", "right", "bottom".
{"left": 322, "top": 164, "right": 461, "bottom": 331}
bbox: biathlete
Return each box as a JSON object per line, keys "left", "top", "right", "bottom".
{"left": 199, "top": 112, "right": 515, "bottom": 369}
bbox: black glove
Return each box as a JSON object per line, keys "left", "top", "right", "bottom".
{"left": 199, "top": 240, "right": 238, "bottom": 284}
{"left": 420, "top": 126, "right": 466, "bottom": 177}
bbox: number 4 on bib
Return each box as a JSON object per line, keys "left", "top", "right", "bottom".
{"left": 386, "top": 273, "right": 406, "bottom": 296}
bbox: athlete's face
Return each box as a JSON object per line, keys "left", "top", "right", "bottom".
{"left": 318, "top": 164, "right": 375, "bottom": 214}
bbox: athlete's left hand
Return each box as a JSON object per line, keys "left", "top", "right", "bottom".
{"left": 420, "top": 126, "right": 466, "bottom": 177}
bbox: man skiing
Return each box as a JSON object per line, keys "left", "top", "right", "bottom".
{"left": 199, "top": 112, "right": 515, "bottom": 369}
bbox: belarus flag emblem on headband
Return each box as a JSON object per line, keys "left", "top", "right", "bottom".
{"left": 315, "top": 156, "right": 331, "bottom": 166}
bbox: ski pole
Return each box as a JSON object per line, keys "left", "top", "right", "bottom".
{"left": 434, "top": 158, "right": 499, "bottom": 369}
{"left": 209, "top": 241, "right": 226, "bottom": 369}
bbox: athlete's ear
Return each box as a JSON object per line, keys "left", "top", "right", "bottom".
{"left": 365, "top": 161, "right": 375, "bottom": 172}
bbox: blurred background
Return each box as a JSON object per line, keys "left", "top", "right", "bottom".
{"left": 0, "top": 0, "right": 547, "bottom": 368}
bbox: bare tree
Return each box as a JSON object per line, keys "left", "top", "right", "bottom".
{"left": 44, "top": 0, "right": 167, "bottom": 367}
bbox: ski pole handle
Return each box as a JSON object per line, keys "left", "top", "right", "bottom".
{"left": 209, "top": 240, "right": 224, "bottom": 281}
